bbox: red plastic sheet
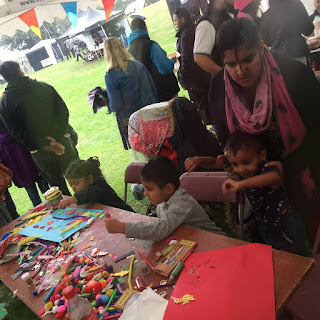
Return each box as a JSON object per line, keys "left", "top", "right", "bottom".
{"left": 164, "top": 243, "right": 275, "bottom": 320}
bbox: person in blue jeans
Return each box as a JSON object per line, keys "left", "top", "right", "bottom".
{"left": 221, "top": 132, "right": 307, "bottom": 255}
{"left": 104, "top": 37, "right": 158, "bottom": 149}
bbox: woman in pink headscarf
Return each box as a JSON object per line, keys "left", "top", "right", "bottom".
{"left": 234, "top": 0, "right": 261, "bottom": 26}
{"left": 185, "top": 18, "right": 320, "bottom": 251}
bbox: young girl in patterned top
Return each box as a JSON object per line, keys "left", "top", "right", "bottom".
{"left": 222, "top": 132, "right": 307, "bottom": 255}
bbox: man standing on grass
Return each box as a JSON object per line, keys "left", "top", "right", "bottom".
{"left": 128, "top": 18, "right": 180, "bottom": 102}
{"left": 0, "top": 61, "right": 79, "bottom": 196}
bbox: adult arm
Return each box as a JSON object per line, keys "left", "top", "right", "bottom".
{"left": 193, "top": 21, "right": 222, "bottom": 75}
{"left": 184, "top": 156, "right": 224, "bottom": 172}
{"left": 150, "top": 43, "right": 174, "bottom": 75}
{"left": 105, "top": 72, "right": 122, "bottom": 113}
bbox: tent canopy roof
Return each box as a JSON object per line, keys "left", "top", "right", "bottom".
{"left": 58, "top": 7, "right": 122, "bottom": 39}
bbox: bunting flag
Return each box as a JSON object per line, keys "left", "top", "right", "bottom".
{"left": 61, "top": 2, "right": 78, "bottom": 28}
{"left": 19, "top": 8, "right": 42, "bottom": 39}
{"left": 101, "top": 0, "right": 115, "bottom": 22}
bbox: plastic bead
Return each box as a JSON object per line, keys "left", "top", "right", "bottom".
{"left": 38, "top": 308, "right": 45, "bottom": 316}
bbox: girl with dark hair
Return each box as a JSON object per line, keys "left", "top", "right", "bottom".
{"left": 58, "top": 157, "right": 134, "bottom": 212}
{"left": 185, "top": 18, "right": 320, "bottom": 252}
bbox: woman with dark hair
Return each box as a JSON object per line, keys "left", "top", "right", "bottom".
{"left": 185, "top": 18, "right": 320, "bottom": 250}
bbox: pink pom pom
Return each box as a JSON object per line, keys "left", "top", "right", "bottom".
{"left": 107, "top": 277, "right": 114, "bottom": 283}
{"left": 96, "top": 294, "right": 102, "bottom": 300}
{"left": 57, "top": 305, "right": 66, "bottom": 313}
{"left": 55, "top": 294, "right": 61, "bottom": 300}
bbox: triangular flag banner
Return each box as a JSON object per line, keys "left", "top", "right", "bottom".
{"left": 19, "top": 8, "right": 42, "bottom": 39}
{"left": 102, "top": 0, "right": 115, "bottom": 22}
{"left": 61, "top": 2, "right": 78, "bottom": 28}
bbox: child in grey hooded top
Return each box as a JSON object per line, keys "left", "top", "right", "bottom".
{"left": 105, "top": 157, "right": 224, "bottom": 241}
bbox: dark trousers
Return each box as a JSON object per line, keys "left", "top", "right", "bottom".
{"left": 76, "top": 54, "right": 86, "bottom": 62}
{"left": 25, "top": 177, "right": 50, "bottom": 207}
{"left": 4, "top": 189, "right": 19, "bottom": 220}
{"left": 31, "top": 136, "right": 79, "bottom": 196}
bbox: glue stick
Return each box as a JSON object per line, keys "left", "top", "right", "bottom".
{"left": 21, "top": 272, "right": 33, "bottom": 287}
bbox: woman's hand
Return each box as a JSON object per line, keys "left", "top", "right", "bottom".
{"left": 58, "top": 196, "right": 76, "bottom": 209}
{"left": 265, "top": 161, "right": 284, "bottom": 184}
{"left": 222, "top": 179, "right": 241, "bottom": 193}
{"left": 184, "top": 157, "right": 201, "bottom": 172}
{"left": 105, "top": 219, "right": 126, "bottom": 234}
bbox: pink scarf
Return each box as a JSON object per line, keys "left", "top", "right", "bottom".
{"left": 225, "top": 46, "right": 307, "bottom": 155}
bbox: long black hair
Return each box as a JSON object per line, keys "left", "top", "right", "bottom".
{"left": 65, "top": 157, "right": 104, "bottom": 181}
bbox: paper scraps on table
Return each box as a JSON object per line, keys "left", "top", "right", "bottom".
{"left": 111, "top": 270, "right": 129, "bottom": 277}
{"left": 91, "top": 248, "right": 108, "bottom": 257}
{"left": 163, "top": 243, "right": 275, "bottom": 320}
{"left": 19, "top": 208, "right": 103, "bottom": 242}
{"left": 174, "top": 294, "right": 195, "bottom": 305}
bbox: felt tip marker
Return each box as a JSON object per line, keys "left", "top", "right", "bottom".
{"left": 169, "top": 261, "right": 184, "bottom": 282}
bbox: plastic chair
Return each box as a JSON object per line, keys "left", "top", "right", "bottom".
{"left": 124, "top": 162, "right": 147, "bottom": 203}
{"left": 179, "top": 172, "right": 245, "bottom": 239}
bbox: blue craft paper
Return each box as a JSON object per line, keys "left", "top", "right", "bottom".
{"left": 18, "top": 208, "right": 103, "bottom": 242}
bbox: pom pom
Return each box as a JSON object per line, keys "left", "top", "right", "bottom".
{"left": 56, "top": 311, "right": 64, "bottom": 318}
{"left": 45, "top": 301, "right": 54, "bottom": 310}
{"left": 91, "top": 300, "right": 97, "bottom": 307}
{"left": 84, "top": 284, "right": 93, "bottom": 293}
{"left": 106, "top": 265, "right": 113, "bottom": 273}
{"left": 32, "top": 291, "right": 38, "bottom": 296}
{"left": 96, "top": 298, "right": 102, "bottom": 307}
{"left": 96, "top": 294, "right": 102, "bottom": 300}
{"left": 100, "top": 280, "right": 107, "bottom": 288}
{"left": 52, "top": 306, "right": 59, "bottom": 314}
{"left": 93, "top": 282, "right": 103, "bottom": 295}
{"left": 100, "top": 295, "right": 109, "bottom": 305}
{"left": 74, "top": 256, "right": 80, "bottom": 263}
{"left": 73, "top": 278, "right": 79, "bottom": 284}
{"left": 54, "top": 300, "right": 60, "bottom": 306}
{"left": 102, "top": 271, "right": 109, "bottom": 279}
{"left": 57, "top": 305, "right": 66, "bottom": 313}
{"left": 107, "top": 277, "right": 114, "bottom": 283}
{"left": 58, "top": 300, "right": 65, "bottom": 306}
{"left": 55, "top": 294, "right": 61, "bottom": 300}
{"left": 75, "top": 287, "right": 81, "bottom": 294}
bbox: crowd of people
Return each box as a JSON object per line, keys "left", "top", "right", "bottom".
{"left": 0, "top": 0, "right": 320, "bottom": 257}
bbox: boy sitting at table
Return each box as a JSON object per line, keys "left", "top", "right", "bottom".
{"left": 105, "top": 157, "right": 224, "bottom": 241}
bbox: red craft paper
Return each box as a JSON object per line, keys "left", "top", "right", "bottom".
{"left": 164, "top": 243, "right": 275, "bottom": 320}
{"left": 101, "top": 0, "right": 115, "bottom": 22}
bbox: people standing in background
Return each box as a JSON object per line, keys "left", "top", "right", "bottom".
{"left": 128, "top": 18, "right": 180, "bottom": 102}
{"left": 73, "top": 44, "right": 86, "bottom": 62}
{"left": 310, "top": 0, "right": 320, "bottom": 21}
{"left": 260, "top": 0, "right": 314, "bottom": 66}
{"left": 103, "top": 38, "right": 158, "bottom": 149}
{"left": 173, "top": 8, "right": 210, "bottom": 120}
{"left": 234, "top": 0, "right": 261, "bottom": 27}
{"left": 193, "top": 0, "right": 235, "bottom": 76}
{"left": 0, "top": 61, "right": 79, "bottom": 196}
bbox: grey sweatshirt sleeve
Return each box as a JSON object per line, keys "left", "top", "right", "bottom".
{"left": 125, "top": 206, "right": 190, "bottom": 241}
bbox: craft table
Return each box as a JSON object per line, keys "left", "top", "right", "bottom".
{"left": 0, "top": 204, "right": 315, "bottom": 319}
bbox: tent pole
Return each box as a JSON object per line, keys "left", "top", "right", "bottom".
{"left": 101, "top": 25, "right": 108, "bottom": 39}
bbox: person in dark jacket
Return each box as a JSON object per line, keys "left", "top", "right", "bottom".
{"left": 173, "top": 8, "right": 210, "bottom": 119}
{"left": 104, "top": 37, "right": 158, "bottom": 150}
{"left": 185, "top": 18, "right": 320, "bottom": 251}
{"left": 58, "top": 157, "right": 134, "bottom": 212}
{"left": 260, "top": 0, "right": 314, "bottom": 65}
{"left": 0, "top": 61, "right": 79, "bottom": 196}
{"left": 128, "top": 18, "right": 180, "bottom": 102}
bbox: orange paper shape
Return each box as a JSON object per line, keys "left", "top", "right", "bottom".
{"left": 164, "top": 243, "right": 275, "bottom": 320}
{"left": 102, "top": 0, "right": 115, "bottom": 22}
{"left": 19, "top": 8, "right": 42, "bottom": 39}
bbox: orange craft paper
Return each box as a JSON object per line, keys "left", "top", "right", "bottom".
{"left": 164, "top": 243, "right": 275, "bottom": 320}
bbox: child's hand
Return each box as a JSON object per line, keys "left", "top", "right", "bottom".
{"left": 222, "top": 179, "right": 241, "bottom": 193}
{"left": 58, "top": 196, "right": 76, "bottom": 209}
{"left": 105, "top": 219, "right": 126, "bottom": 234}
